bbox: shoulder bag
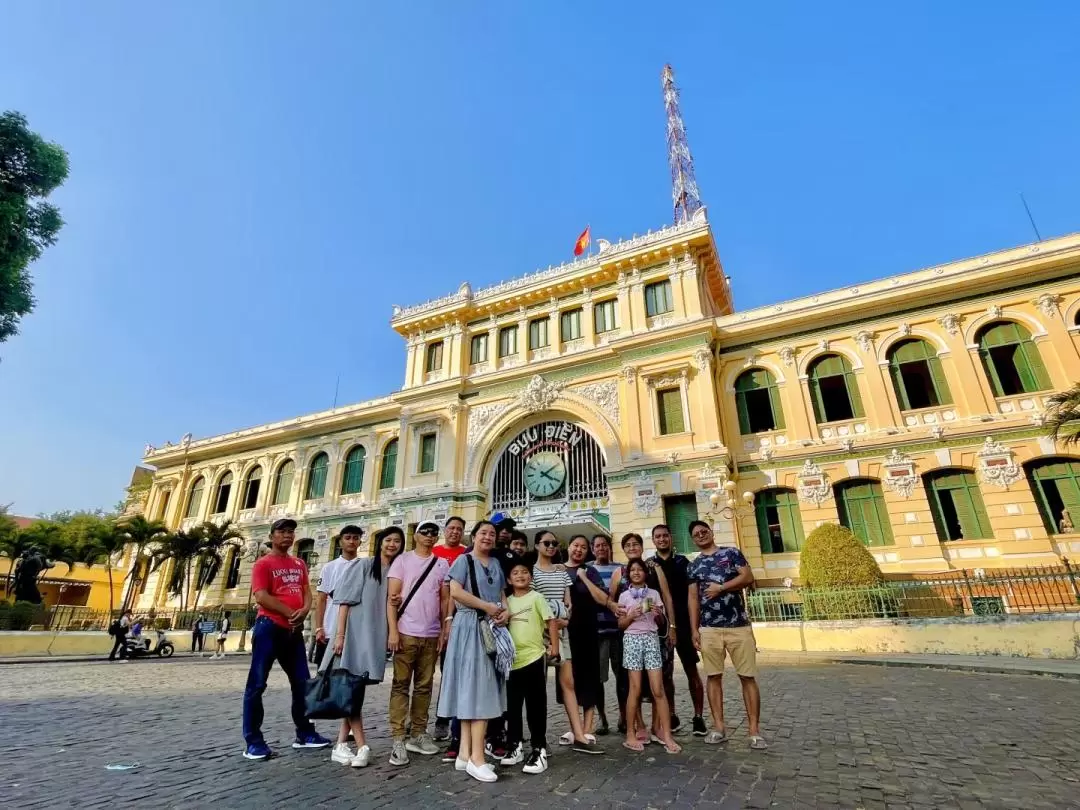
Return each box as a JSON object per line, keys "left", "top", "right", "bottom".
{"left": 303, "top": 654, "right": 366, "bottom": 719}
{"left": 398, "top": 555, "right": 439, "bottom": 618}
{"left": 466, "top": 555, "right": 498, "bottom": 656}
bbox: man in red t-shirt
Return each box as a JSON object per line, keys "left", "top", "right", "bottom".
{"left": 241, "top": 518, "right": 331, "bottom": 760}
{"left": 431, "top": 515, "right": 466, "bottom": 743}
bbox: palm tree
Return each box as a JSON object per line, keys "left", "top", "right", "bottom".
{"left": 76, "top": 522, "right": 128, "bottom": 616}
{"left": 18, "top": 520, "right": 77, "bottom": 578}
{"left": 150, "top": 530, "right": 202, "bottom": 614}
{"left": 0, "top": 519, "right": 32, "bottom": 603}
{"left": 1045, "top": 383, "right": 1080, "bottom": 446}
{"left": 116, "top": 516, "right": 167, "bottom": 611}
{"left": 193, "top": 520, "right": 244, "bottom": 608}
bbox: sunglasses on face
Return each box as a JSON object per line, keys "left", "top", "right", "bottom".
{"left": 418, "top": 529, "right": 438, "bottom": 537}
{"left": 540, "top": 541, "right": 559, "bottom": 548}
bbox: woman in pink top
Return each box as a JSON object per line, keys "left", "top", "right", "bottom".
{"left": 617, "top": 559, "right": 680, "bottom": 754}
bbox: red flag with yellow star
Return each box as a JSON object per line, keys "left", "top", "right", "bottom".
{"left": 573, "top": 225, "right": 590, "bottom": 256}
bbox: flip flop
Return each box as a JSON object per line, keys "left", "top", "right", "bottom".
{"left": 749, "top": 736, "right": 769, "bottom": 750}
{"left": 558, "top": 732, "right": 574, "bottom": 746}
{"left": 662, "top": 740, "right": 682, "bottom": 754}
{"left": 621, "top": 741, "right": 644, "bottom": 752}
{"left": 584, "top": 734, "right": 597, "bottom": 744}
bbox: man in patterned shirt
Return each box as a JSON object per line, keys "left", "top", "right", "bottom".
{"left": 686, "top": 520, "right": 767, "bottom": 750}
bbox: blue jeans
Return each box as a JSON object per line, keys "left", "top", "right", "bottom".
{"left": 242, "top": 616, "right": 315, "bottom": 745}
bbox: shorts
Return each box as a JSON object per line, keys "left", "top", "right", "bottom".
{"left": 699, "top": 625, "right": 758, "bottom": 678}
{"left": 622, "top": 633, "right": 663, "bottom": 671}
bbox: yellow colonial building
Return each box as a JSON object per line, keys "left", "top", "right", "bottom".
{"left": 126, "top": 208, "right": 1080, "bottom": 611}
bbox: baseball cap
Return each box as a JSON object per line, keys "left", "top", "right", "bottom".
{"left": 416, "top": 521, "right": 440, "bottom": 534}
{"left": 270, "top": 518, "right": 297, "bottom": 533}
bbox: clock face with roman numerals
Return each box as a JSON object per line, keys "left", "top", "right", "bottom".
{"left": 523, "top": 451, "right": 567, "bottom": 498}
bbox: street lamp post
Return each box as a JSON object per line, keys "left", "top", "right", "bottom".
{"left": 708, "top": 478, "right": 755, "bottom": 551}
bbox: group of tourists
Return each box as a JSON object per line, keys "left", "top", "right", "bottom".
{"left": 240, "top": 512, "right": 766, "bottom": 783}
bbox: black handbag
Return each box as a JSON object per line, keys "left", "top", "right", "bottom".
{"left": 304, "top": 655, "right": 366, "bottom": 719}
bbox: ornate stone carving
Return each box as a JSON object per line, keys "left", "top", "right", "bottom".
{"left": 987, "top": 304, "right": 1003, "bottom": 319}
{"left": 649, "top": 315, "right": 673, "bottom": 329}
{"left": 621, "top": 365, "right": 638, "bottom": 384}
{"left": 743, "top": 351, "right": 760, "bottom": 368}
{"left": 937, "top": 313, "right": 961, "bottom": 336}
{"left": 646, "top": 368, "right": 689, "bottom": 389}
{"left": 692, "top": 347, "right": 712, "bottom": 372}
{"left": 181, "top": 433, "right": 192, "bottom": 449}
{"left": 1033, "top": 293, "right": 1063, "bottom": 319}
{"left": 144, "top": 443, "right": 156, "bottom": 456}
{"left": 518, "top": 375, "right": 563, "bottom": 413}
{"left": 929, "top": 425, "right": 946, "bottom": 440}
{"left": 898, "top": 323, "right": 912, "bottom": 337}
{"left": 632, "top": 472, "right": 660, "bottom": 516}
{"left": 667, "top": 451, "right": 681, "bottom": 465}
{"left": 574, "top": 380, "right": 619, "bottom": 424}
{"left": 467, "top": 403, "right": 508, "bottom": 450}
{"left": 881, "top": 449, "right": 918, "bottom": 498}
{"left": 447, "top": 402, "right": 462, "bottom": 418}
{"left": 778, "top": 346, "right": 796, "bottom": 367}
{"left": 978, "top": 436, "right": 1022, "bottom": 488}
{"left": 818, "top": 339, "right": 830, "bottom": 352}
{"left": 759, "top": 446, "right": 774, "bottom": 462}
{"left": 839, "top": 437, "right": 856, "bottom": 452}
{"left": 796, "top": 459, "right": 831, "bottom": 505}
{"left": 854, "top": 330, "right": 874, "bottom": 353}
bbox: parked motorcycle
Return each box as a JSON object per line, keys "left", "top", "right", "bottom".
{"left": 123, "top": 628, "right": 175, "bottom": 659}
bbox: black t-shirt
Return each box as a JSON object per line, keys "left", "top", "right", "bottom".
{"left": 649, "top": 552, "right": 692, "bottom": 627}
{"left": 493, "top": 547, "right": 522, "bottom": 580}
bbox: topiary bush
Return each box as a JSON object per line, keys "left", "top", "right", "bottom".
{"left": 799, "top": 523, "right": 883, "bottom": 587}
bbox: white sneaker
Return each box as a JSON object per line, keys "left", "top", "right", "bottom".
{"left": 466, "top": 760, "right": 498, "bottom": 783}
{"left": 500, "top": 743, "right": 524, "bottom": 766}
{"left": 351, "top": 745, "right": 371, "bottom": 768}
{"left": 330, "top": 743, "right": 354, "bottom": 765}
{"left": 454, "top": 757, "right": 469, "bottom": 772}
{"left": 522, "top": 747, "right": 548, "bottom": 775}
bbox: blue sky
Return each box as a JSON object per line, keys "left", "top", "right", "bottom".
{"left": 2, "top": 2, "right": 1078, "bottom": 515}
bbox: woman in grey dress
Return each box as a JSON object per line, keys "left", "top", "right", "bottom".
{"left": 438, "top": 519, "right": 508, "bottom": 783}
{"left": 325, "top": 527, "right": 403, "bottom": 768}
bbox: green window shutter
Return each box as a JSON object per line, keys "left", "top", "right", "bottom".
{"left": 735, "top": 390, "right": 752, "bottom": 434}
{"left": 341, "top": 447, "right": 365, "bottom": 495}
{"left": 777, "top": 490, "right": 804, "bottom": 552}
{"left": 379, "top": 441, "right": 398, "bottom": 489}
{"left": 657, "top": 388, "right": 685, "bottom": 434}
{"left": 959, "top": 474, "right": 992, "bottom": 539}
{"left": 979, "top": 344, "right": 1005, "bottom": 396}
{"left": 185, "top": 479, "right": 204, "bottom": 518}
{"left": 888, "top": 359, "right": 910, "bottom": 410}
{"left": 754, "top": 497, "right": 773, "bottom": 553}
{"left": 1018, "top": 339, "right": 1052, "bottom": 391}
{"left": 808, "top": 373, "right": 826, "bottom": 424}
{"left": 870, "top": 485, "right": 894, "bottom": 546}
{"left": 926, "top": 478, "right": 951, "bottom": 542}
{"left": 926, "top": 354, "right": 953, "bottom": 405}
{"left": 663, "top": 495, "right": 699, "bottom": 554}
{"left": 420, "top": 434, "right": 437, "bottom": 473}
{"left": 767, "top": 382, "right": 786, "bottom": 429}
{"left": 844, "top": 367, "right": 865, "bottom": 418}
{"left": 272, "top": 463, "right": 293, "bottom": 505}
{"left": 306, "top": 454, "right": 328, "bottom": 499}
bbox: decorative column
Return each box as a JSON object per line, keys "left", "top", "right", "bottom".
{"left": 487, "top": 317, "right": 500, "bottom": 372}
{"left": 616, "top": 272, "right": 633, "bottom": 336}
{"left": 668, "top": 259, "right": 688, "bottom": 321}
{"left": 516, "top": 307, "right": 529, "bottom": 363}
{"left": 680, "top": 255, "right": 703, "bottom": 319}
{"left": 582, "top": 288, "right": 596, "bottom": 349}
{"left": 446, "top": 322, "right": 464, "bottom": 379}
{"left": 629, "top": 267, "right": 647, "bottom": 329}
{"left": 549, "top": 299, "right": 562, "bottom": 356}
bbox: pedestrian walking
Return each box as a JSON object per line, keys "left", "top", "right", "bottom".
{"left": 191, "top": 614, "right": 206, "bottom": 654}
{"left": 502, "top": 561, "right": 557, "bottom": 774}
{"left": 619, "top": 559, "right": 680, "bottom": 754}
{"left": 437, "top": 520, "right": 508, "bottom": 783}
{"left": 211, "top": 611, "right": 231, "bottom": 659}
{"left": 326, "top": 527, "right": 404, "bottom": 768}
{"left": 687, "top": 520, "right": 767, "bottom": 751}
{"left": 108, "top": 609, "right": 132, "bottom": 662}
{"left": 241, "top": 518, "right": 332, "bottom": 760}
{"left": 385, "top": 521, "right": 450, "bottom": 767}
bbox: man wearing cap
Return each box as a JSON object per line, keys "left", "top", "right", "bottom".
{"left": 313, "top": 525, "right": 364, "bottom": 668}
{"left": 241, "top": 518, "right": 331, "bottom": 760}
{"left": 386, "top": 521, "right": 450, "bottom": 766}
{"left": 432, "top": 515, "right": 466, "bottom": 742}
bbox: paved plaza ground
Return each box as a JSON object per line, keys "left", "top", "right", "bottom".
{"left": 1, "top": 656, "right": 1078, "bottom": 809}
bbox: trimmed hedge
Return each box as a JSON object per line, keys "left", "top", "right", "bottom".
{"left": 799, "top": 523, "right": 883, "bottom": 588}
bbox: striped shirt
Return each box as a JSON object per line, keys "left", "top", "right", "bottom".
{"left": 532, "top": 565, "right": 571, "bottom": 617}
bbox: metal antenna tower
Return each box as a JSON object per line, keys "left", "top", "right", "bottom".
{"left": 662, "top": 64, "right": 703, "bottom": 224}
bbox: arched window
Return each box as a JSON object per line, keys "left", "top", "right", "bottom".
{"left": 835, "top": 479, "right": 893, "bottom": 547}
{"left": 379, "top": 439, "right": 398, "bottom": 490}
{"left": 241, "top": 466, "right": 262, "bottom": 510}
{"left": 184, "top": 476, "right": 205, "bottom": 519}
{"left": 735, "top": 369, "right": 785, "bottom": 434}
{"left": 887, "top": 339, "right": 952, "bottom": 410}
{"left": 225, "top": 546, "right": 243, "bottom": 589}
{"left": 341, "top": 446, "right": 366, "bottom": 495}
{"left": 295, "top": 538, "right": 316, "bottom": 567}
{"left": 755, "top": 488, "right": 804, "bottom": 553}
{"left": 212, "top": 472, "right": 233, "bottom": 514}
{"left": 1026, "top": 458, "right": 1080, "bottom": 535}
{"left": 807, "top": 354, "right": 864, "bottom": 424}
{"left": 271, "top": 460, "right": 294, "bottom": 506}
{"left": 306, "top": 453, "right": 329, "bottom": 500}
{"left": 924, "top": 469, "right": 991, "bottom": 541}
{"left": 977, "top": 321, "right": 1051, "bottom": 397}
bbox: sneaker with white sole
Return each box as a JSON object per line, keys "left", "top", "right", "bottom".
{"left": 351, "top": 745, "right": 371, "bottom": 767}
{"left": 466, "top": 760, "right": 498, "bottom": 783}
{"left": 389, "top": 739, "right": 410, "bottom": 766}
{"left": 500, "top": 742, "right": 524, "bottom": 766}
{"left": 454, "top": 756, "right": 469, "bottom": 771}
{"left": 330, "top": 743, "right": 354, "bottom": 765}
{"left": 522, "top": 747, "right": 548, "bottom": 775}
{"left": 433, "top": 720, "right": 451, "bottom": 741}
{"left": 406, "top": 733, "right": 439, "bottom": 756}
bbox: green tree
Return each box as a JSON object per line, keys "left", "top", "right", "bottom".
{"left": 18, "top": 520, "right": 77, "bottom": 576}
{"left": 115, "top": 515, "right": 167, "bottom": 610}
{"left": 76, "top": 522, "right": 129, "bottom": 616}
{"left": 150, "top": 530, "right": 202, "bottom": 613}
{"left": 0, "top": 110, "right": 70, "bottom": 344}
{"left": 799, "top": 523, "right": 883, "bottom": 587}
{"left": 193, "top": 520, "right": 243, "bottom": 606}
{"left": 0, "top": 507, "right": 29, "bottom": 601}
{"left": 1044, "top": 382, "right": 1080, "bottom": 446}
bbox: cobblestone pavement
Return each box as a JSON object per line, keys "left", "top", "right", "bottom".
{"left": 1, "top": 657, "right": 1079, "bottom": 809}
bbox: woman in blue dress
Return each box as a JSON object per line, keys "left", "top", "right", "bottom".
{"left": 438, "top": 519, "right": 509, "bottom": 783}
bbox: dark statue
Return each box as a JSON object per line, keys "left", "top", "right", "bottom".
{"left": 12, "top": 547, "right": 50, "bottom": 604}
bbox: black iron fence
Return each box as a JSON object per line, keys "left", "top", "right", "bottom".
{"left": 0, "top": 604, "right": 259, "bottom": 632}
{"left": 748, "top": 564, "right": 1080, "bottom": 622}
